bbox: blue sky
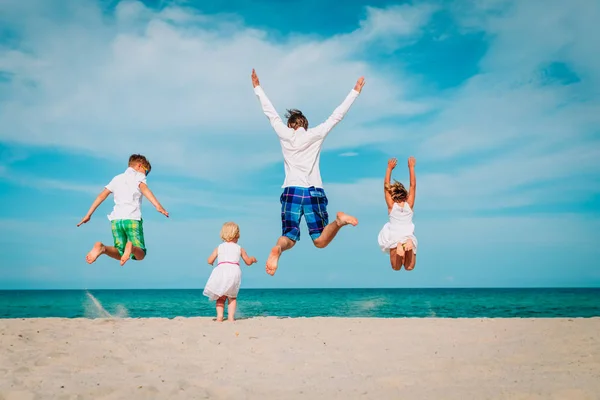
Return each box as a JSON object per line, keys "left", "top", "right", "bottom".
{"left": 0, "top": 0, "right": 599, "bottom": 289}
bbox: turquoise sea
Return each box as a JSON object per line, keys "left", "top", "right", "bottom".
{"left": 1, "top": 288, "right": 599, "bottom": 319}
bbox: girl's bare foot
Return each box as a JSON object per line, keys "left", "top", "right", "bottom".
{"left": 266, "top": 246, "right": 282, "bottom": 276}
{"left": 86, "top": 242, "right": 106, "bottom": 264}
{"left": 335, "top": 212, "right": 358, "bottom": 227}
{"left": 395, "top": 243, "right": 405, "bottom": 269}
{"left": 403, "top": 240, "right": 416, "bottom": 270}
{"left": 120, "top": 242, "right": 133, "bottom": 266}
{"left": 404, "top": 250, "right": 416, "bottom": 270}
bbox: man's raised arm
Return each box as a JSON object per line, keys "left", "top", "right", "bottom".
{"left": 314, "top": 76, "right": 365, "bottom": 138}
{"left": 252, "top": 69, "right": 289, "bottom": 138}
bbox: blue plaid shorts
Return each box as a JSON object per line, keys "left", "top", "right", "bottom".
{"left": 280, "top": 186, "right": 329, "bottom": 242}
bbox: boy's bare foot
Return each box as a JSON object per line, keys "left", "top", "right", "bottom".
{"left": 266, "top": 246, "right": 282, "bottom": 276}
{"left": 335, "top": 212, "right": 358, "bottom": 227}
{"left": 86, "top": 242, "right": 106, "bottom": 264}
{"left": 120, "top": 242, "right": 133, "bottom": 266}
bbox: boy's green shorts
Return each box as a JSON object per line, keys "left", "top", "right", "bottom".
{"left": 110, "top": 219, "right": 147, "bottom": 259}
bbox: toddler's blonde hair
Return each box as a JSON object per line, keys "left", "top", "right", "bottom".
{"left": 220, "top": 222, "right": 240, "bottom": 242}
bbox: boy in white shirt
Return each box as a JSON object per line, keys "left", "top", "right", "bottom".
{"left": 77, "top": 154, "right": 169, "bottom": 266}
{"left": 251, "top": 69, "right": 365, "bottom": 276}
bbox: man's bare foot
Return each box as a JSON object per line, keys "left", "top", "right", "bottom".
{"left": 266, "top": 246, "right": 282, "bottom": 276}
{"left": 86, "top": 242, "right": 105, "bottom": 264}
{"left": 120, "top": 242, "right": 132, "bottom": 266}
{"left": 335, "top": 212, "right": 358, "bottom": 227}
{"left": 216, "top": 317, "right": 224, "bottom": 322}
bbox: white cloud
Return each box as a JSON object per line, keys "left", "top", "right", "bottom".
{"left": 0, "top": 163, "right": 278, "bottom": 216}
{"left": 345, "top": 3, "right": 438, "bottom": 50}
{"left": 0, "top": 166, "right": 101, "bottom": 195}
{"left": 360, "top": 4, "right": 436, "bottom": 38}
{"left": 1, "top": 0, "right": 599, "bottom": 289}
{"left": 339, "top": 152, "right": 359, "bottom": 157}
{"left": 414, "top": 0, "right": 600, "bottom": 159}
{"left": 324, "top": 136, "right": 600, "bottom": 214}
{"left": 364, "top": 0, "right": 600, "bottom": 213}
{"left": 1, "top": 0, "right": 599, "bottom": 219}
{"left": 0, "top": 0, "right": 434, "bottom": 181}
{"left": 2, "top": 209, "right": 599, "bottom": 289}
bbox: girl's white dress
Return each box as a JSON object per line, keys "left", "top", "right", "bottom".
{"left": 203, "top": 242, "right": 242, "bottom": 300}
{"left": 378, "top": 202, "right": 418, "bottom": 254}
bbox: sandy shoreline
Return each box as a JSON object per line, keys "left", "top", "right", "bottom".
{"left": 1, "top": 317, "right": 599, "bottom": 399}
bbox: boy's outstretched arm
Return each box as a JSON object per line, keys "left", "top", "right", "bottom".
{"left": 384, "top": 158, "right": 396, "bottom": 211}
{"left": 77, "top": 188, "right": 111, "bottom": 226}
{"left": 314, "top": 76, "right": 365, "bottom": 139}
{"left": 207, "top": 248, "right": 218, "bottom": 265}
{"left": 240, "top": 248, "right": 257, "bottom": 266}
{"left": 406, "top": 157, "right": 417, "bottom": 209}
{"left": 251, "top": 69, "right": 290, "bottom": 138}
{"left": 139, "top": 183, "right": 169, "bottom": 217}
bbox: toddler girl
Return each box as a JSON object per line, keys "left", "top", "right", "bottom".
{"left": 204, "top": 222, "right": 257, "bottom": 321}
{"left": 377, "top": 157, "right": 417, "bottom": 271}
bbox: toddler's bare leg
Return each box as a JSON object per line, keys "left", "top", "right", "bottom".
{"left": 266, "top": 236, "right": 295, "bottom": 276}
{"left": 227, "top": 298, "right": 237, "bottom": 322}
{"left": 313, "top": 212, "right": 358, "bottom": 249}
{"left": 216, "top": 297, "right": 226, "bottom": 321}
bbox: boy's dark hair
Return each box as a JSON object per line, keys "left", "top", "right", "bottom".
{"left": 129, "top": 154, "right": 151, "bottom": 173}
{"left": 285, "top": 109, "right": 309, "bottom": 130}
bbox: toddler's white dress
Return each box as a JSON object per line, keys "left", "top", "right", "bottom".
{"left": 203, "top": 242, "right": 242, "bottom": 300}
{"left": 378, "top": 202, "right": 418, "bottom": 254}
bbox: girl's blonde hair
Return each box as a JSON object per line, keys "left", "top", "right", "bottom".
{"left": 385, "top": 180, "right": 408, "bottom": 203}
{"left": 220, "top": 222, "right": 240, "bottom": 241}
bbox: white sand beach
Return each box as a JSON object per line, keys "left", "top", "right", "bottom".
{"left": 1, "top": 318, "right": 599, "bottom": 399}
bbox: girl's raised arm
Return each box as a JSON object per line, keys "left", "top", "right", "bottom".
{"left": 207, "top": 248, "right": 218, "bottom": 265}
{"left": 241, "top": 248, "right": 257, "bottom": 266}
{"left": 406, "top": 157, "right": 417, "bottom": 209}
{"left": 384, "top": 158, "right": 397, "bottom": 211}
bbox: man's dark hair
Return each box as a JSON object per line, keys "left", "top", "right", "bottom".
{"left": 285, "top": 109, "right": 309, "bottom": 130}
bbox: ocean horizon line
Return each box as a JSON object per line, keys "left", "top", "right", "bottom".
{"left": 1, "top": 286, "right": 599, "bottom": 291}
